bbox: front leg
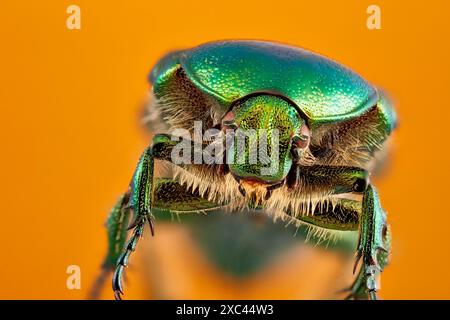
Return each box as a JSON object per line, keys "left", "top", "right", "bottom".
{"left": 89, "top": 193, "right": 131, "bottom": 299}
{"left": 112, "top": 133, "right": 221, "bottom": 300}
{"left": 284, "top": 165, "right": 391, "bottom": 299}
{"left": 112, "top": 146, "right": 155, "bottom": 300}
{"left": 112, "top": 134, "right": 173, "bottom": 300}
{"left": 347, "top": 185, "right": 391, "bottom": 300}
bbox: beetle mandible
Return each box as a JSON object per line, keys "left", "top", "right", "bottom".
{"left": 97, "top": 40, "right": 396, "bottom": 300}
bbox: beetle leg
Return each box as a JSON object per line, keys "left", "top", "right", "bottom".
{"left": 112, "top": 146, "right": 154, "bottom": 300}
{"left": 294, "top": 198, "right": 360, "bottom": 231}
{"left": 90, "top": 193, "right": 131, "bottom": 299}
{"left": 92, "top": 177, "right": 223, "bottom": 299}
{"left": 345, "top": 185, "right": 391, "bottom": 300}
{"left": 112, "top": 133, "right": 223, "bottom": 300}
{"left": 112, "top": 134, "right": 174, "bottom": 300}
{"left": 285, "top": 165, "right": 390, "bottom": 299}
{"left": 152, "top": 178, "right": 226, "bottom": 215}
{"left": 286, "top": 164, "right": 369, "bottom": 194}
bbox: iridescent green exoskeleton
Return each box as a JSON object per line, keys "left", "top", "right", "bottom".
{"left": 95, "top": 41, "right": 396, "bottom": 300}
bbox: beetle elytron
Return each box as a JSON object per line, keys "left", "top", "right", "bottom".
{"left": 98, "top": 40, "right": 396, "bottom": 300}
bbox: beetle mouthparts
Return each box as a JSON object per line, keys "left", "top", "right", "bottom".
{"left": 237, "top": 179, "right": 284, "bottom": 203}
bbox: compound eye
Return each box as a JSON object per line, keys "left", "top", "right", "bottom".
{"left": 221, "top": 111, "right": 238, "bottom": 130}
{"left": 292, "top": 124, "right": 311, "bottom": 149}
{"left": 353, "top": 177, "right": 368, "bottom": 193}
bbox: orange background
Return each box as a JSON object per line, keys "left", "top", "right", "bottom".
{"left": 1, "top": 0, "right": 449, "bottom": 299}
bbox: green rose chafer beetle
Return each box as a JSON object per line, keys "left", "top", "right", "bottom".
{"left": 98, "top": 40, "right": 396, "bottom": 300}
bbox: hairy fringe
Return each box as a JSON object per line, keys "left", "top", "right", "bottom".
{"left": 171, "top": 164, "right": 344, "bottom": 220}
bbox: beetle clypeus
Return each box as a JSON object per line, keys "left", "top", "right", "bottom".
{"left": 97, "top": 40, "right": 396, "bottom": 300}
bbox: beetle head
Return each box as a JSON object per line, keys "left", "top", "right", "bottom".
{"left": 222, "top": 94, "right": 310, "bottom": 200}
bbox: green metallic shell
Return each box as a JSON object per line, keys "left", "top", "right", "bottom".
{"left": 150, "top": 40, "right": 381, "bottom": 126}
